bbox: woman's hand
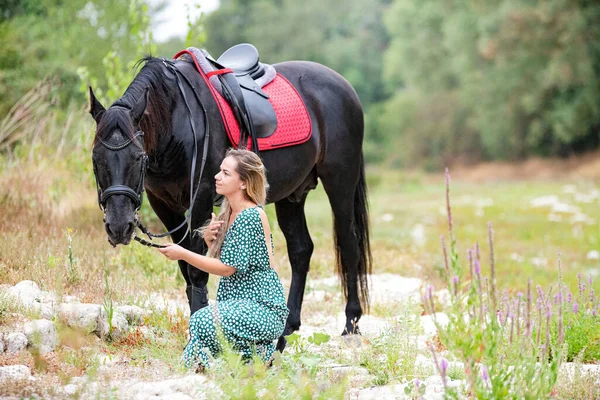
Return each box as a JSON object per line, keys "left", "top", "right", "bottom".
{"left": 157, "top": 243, "right": 188, "bottom": 261}
{"left": 204, "top": 212, "right": 224, "bottom": 246}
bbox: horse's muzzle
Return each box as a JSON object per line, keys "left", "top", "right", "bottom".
{"left": 105, "top": 220, "right": 135, "bottom": 246}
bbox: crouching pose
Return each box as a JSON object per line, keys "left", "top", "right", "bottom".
{"left": 158, "top": 149, "right": 288, "bottom": 369}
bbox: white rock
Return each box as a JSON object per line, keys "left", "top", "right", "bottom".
{"left": 370, "top": 274, "right": 423, "bottom": 304}
{"left": 6, "top": 280, "right": 42, "bottom": 307}
{"left": 98, "top": 310, "right": 129, "bottom": 340}
{"left": 116, "top": 305, "right": 149, "bottom": 325}
{"left": 551, "top": 202, "right": 580, "bottom": 214}
{"left": 380, "top": 213, "right": 394, "bottom": 222}
{"left": 143, "top": 293, "right": 189, "bottom": 317}
{"left": 0, "top": 338, "right": 4, "bottom": 353}
{"left": 117, "top": 375, "right": 208, "bottom": 400}
{"left": 58, "top": 303, "right": 101, "bottom": 333}
{"left": 351, "top": 383, "right": 405, "bottom": 399}
{"left": 586, "top": 250, "right": 600, "bottom": 260}
{"left": 0, "top": 365, "right": 31, "bottom": 382}
{"left": 420, "top": 313, "right": 450, "bottom": 337}
{"left": 5, "top": 332, "right": 28, "bottom": 353}
{"left": 62, "top": 295, "right": 80, "bottom": 304}
{"left": 63, "top": 384, "right": 78, "bottom": 395}
{"left": 24, "top": 319, "right": 59, "bottom": 354}
{"left": 411, "top": 224, "right": 426, "bottom": 246}
{"left": 531, "top": 257, "right": 547, "bottom": 267}
{"left": 530, "top": 195, "right": 559, "bottom": 207}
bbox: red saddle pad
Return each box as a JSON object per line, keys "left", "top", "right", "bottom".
{"left": 175, "top": 50, "right": 312, "bottom": 151}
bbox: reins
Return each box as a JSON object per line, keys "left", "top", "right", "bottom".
{"left": 95, "top": 59, "right": 211, "bottom": 249}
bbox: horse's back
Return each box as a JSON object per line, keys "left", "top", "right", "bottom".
{"left": 273, "top": 60, "right": 364, "bottom": 162}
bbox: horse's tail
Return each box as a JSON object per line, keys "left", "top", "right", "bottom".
{"left": 334, "top": 154, "right": 372, "bottom": 313}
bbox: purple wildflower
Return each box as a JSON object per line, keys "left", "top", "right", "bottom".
{"left": 567, "top": 292, "right": 572, "bottom": 303}
{"left": 474, "top": 259, "right": 481, "bottom": 275}
{"left": 440, "top": 358, "right": 448, "bottom": 377}
{"left": 536, "top": 285, "right": 544, "bottom": 300}
{"left": 481, "top": 364, "right": 489, "bottom": 382}
{"left": 573, "top": 302, "right": 579, "bottom": 314}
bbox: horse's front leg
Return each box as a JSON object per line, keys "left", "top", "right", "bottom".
{"left": 184, "top": 189, "right": 216, "bottom": 315}
{"left": 274, "top": 196, "right": 314, "bottom": 349}
{"left": 146, "top": 191, "right": 209, "bottom": 314}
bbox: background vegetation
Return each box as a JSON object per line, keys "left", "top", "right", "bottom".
{"left": 2, "top": 0, "right": 600, "bottom": 169}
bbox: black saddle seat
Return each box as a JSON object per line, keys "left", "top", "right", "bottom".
{"left": 217, "top": 43, "right": 264, "bottom": 79}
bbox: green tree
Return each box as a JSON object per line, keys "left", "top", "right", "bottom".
{"left": 204, "top": 0, "right": 391, "bottom": 107}
{"left": 381, "top": 0, "right": 600, "bottom": 166}
{"left": 0, "top": 0, "right": 162, "bottom": 115}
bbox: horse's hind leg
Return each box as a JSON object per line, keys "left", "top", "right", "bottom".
{"left": 275, "top": 195, "right": 314, "bottom": 339}
{"left": 319, "top": 167, "right": 367, "bottom": 335}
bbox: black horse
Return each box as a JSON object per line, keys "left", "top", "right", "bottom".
{"left": 89, "top": 54, "right": 372, "bottom": 342}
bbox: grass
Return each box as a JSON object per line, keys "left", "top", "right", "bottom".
{"left": 2, "top": 111, "right": 600, "bottom": 397}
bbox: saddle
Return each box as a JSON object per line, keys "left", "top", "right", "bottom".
{"left": 207, "top": 44, "right": 278, "bottom": 151}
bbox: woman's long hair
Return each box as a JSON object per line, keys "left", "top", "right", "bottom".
{"left": 200, "top": 149, "right": 268, "bottom": 259}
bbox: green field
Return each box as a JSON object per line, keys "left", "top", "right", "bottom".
{"left": 1, "top": 154, "right": 599, "bottom": 307}
{"left": 1, "top": 146, "right": 600, "bottom": 398}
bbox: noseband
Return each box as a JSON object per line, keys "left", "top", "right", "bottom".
{"left": 93, "top": 130, "right": 148, "bottom": 212}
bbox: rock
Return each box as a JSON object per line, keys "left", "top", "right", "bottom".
{"left": 143, "top": 294, "right": 189, "bottom": 317}
{"left": 370, "top": 274, "right": 422, "bottom": 304}
{"left": 58, "top": 303, "right": 101, "bottom": 333}
{"left": 0, "top": 365, "right": 31, "bottom": 382}
{"left": 350, "top": 383, "right": 406, "bottom": 399}
{"left": 116, "top": 305, "right": 149, "bottom": 325}
{"left": 117, "top": 375, "right": 208, "bottom": 400}
{"left": 587, "top": 250, "right": 600, "bottom": 261}
{"left": 0, "top": 338, "right": 4, "bottom": 353}
{"left": 98, "top": 310, "right": 129, "bottom": 340}
{"left": 411, "top": 223, "right": 426, "bottom": 246}
{"left": 62, "top": 295, "right": 80, "bottom": 303}
{"left": 5, "top": 332, "right": 28, "bottom": 353}
{"left": 6, "top": 280, "right": 42, "bottom": 308}
{"left": 24, "top": 319, "right": 59, "bottom": 354}
{"left": 420, "top": 313, "right": 450, "bottom": 337}
{"left": 63, "top": 384, "right": 78, "bottom": 395}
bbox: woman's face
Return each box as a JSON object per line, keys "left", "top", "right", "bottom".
{"left": 215, "top": 156, "right": 245, "bottom": 197}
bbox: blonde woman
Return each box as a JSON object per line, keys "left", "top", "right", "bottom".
{"left": 158, "top": 149, "right": 288, "bottom": 369}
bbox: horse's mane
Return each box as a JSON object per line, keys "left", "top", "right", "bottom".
{"left": 94, "top": 56, "right": 174, "bottom": 154}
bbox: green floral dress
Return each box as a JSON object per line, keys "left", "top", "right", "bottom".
{"left": 183, "top": 206, "right": 289, "bottom": 368}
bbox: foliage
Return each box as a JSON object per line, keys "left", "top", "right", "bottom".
{"left": 380, "top": 0, "right": 600, "bottom": 167}
{"left": 206, "top": 331, "right": 347, "bottom": 400}
{"left": 551, "top": 275, "right": 600, "bottom": 363}
{"left": 204, "top": 0, "right": 390, "bottom": 107}
{"left": 425, "top": 170, "right": 570, "bottom": 398}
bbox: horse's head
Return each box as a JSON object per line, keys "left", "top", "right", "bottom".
{"left": 89, "top": 87, "right": 149, "bottom": 246}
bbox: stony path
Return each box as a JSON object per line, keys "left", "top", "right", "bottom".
{"left": 1, "top": 277, "right": 598, "bottom": 399}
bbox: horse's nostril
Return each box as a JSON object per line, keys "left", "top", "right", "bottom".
{"left": 126, "top": 221, "right": 135, "bottom": 237}
{"left": 105, "top": 222, "right": 111, "bottom": 233}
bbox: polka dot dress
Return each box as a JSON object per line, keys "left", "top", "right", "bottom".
{"left": 183, "top": 206, "right": 289, "bottom": 368}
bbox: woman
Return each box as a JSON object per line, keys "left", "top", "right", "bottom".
{"left": 157, "top": 149, "right": 288, "bottom": 369}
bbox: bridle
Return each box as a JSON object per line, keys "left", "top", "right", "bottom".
{"left": 94, "top": 130, "right": 148, "bottom": 213}
{"left": 93, "top": 58, "right": 210, "bottom": 248}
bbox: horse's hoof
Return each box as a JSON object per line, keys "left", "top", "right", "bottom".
{"left": 275, "top": 335, "right": 287, "bottom": 353}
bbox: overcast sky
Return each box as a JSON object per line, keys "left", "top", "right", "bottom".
{"left": 151, "top": 0, "right": 220, "bottom": 42}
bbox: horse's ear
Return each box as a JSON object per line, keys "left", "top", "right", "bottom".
{"left": 131, "top": 87, "right": 149, "bottom": 127}
{"left": 88, "top": 86, "right": 106, "bottom": 123}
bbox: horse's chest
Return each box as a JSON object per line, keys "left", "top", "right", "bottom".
{"left": 145, "top": 175, "right": 190, "bottom": 210}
